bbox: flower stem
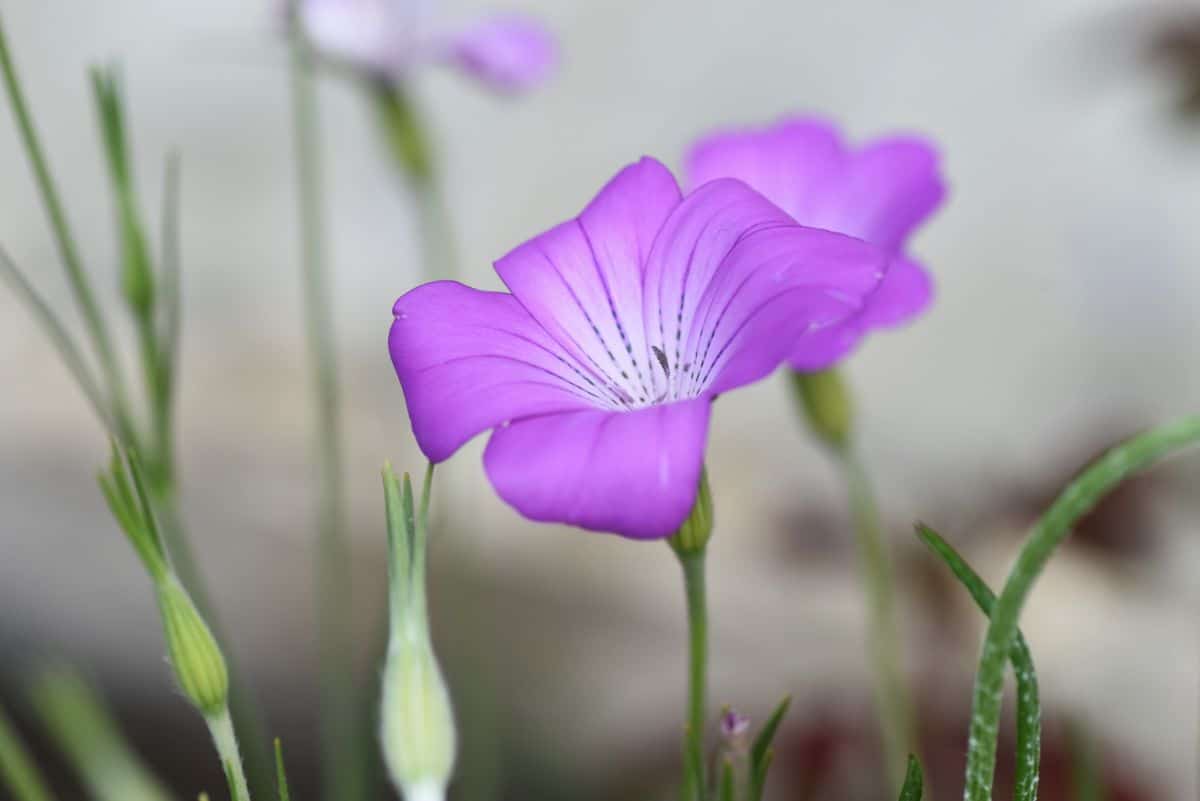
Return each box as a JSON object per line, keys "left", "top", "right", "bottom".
{"left": 287, "top": 29, "right": 359, "bottom": 801}
{"left": 675, "top": 547, "right": 709, "bottom": 800}
{"left": 960, "top": 415, "right": 1200, "bottom": 801}
{"left": 0, "top": 707, "right": 55, "bottom": 801}
{"left": 837, "top": 449, "right": 912, "bottom": 793}
{"left": 206, "top": 706, "right": 251, "bottom": 801}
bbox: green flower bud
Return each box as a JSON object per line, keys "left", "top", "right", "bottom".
{"left": 380, "top": 464, "right": 456, "bottom": 801}
{"left": 669, "top": 468, "right": 713, "bottom": 557}
{"left": 155, "top": 579, "right": 228, "bottom": 716}
{"left": 380, "top": 641, "right": 457, "bottom": 801}
{"left": 791, "top": 367, "right": 853, "bottom": 451}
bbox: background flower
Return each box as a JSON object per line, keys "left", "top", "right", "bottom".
{"left": 388, "top": 158, "right": 887, "bottom": 538}
{"left": 291, "top": 0, "right": 557, "bottom": 93}
{"left": 686, "top": 117, "right": 946, "bottom": 370}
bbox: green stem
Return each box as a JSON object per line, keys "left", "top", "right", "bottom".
{"left": 961, "top": 415, "right": 1200, "bottom": 801}
{"left": 676, "top": 548, "right": 709, "bottom": 800}
{"left": 288, "top": 31, "right": 358, "bottom": 801}
{"left": 372, "top": 82, "right": 458, "bottom": 281}
{"left": 838, "top": 450, "right": 913, "bottom": 792}
{"left": 0, "top": 13, "right": 129, "bottom": 419}
{"left": 206, "top": 706, "right": 251, "bottom": 801}
{"left": 0, "top": 707, "right": 55, "bottom": 801}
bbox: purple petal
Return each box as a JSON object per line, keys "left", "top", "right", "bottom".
{"left": 685, "top": 116, "right": 946, "bottom": 252}
{"left": 296, "top": 0, "right": 417, "bottom": 75}
{"left": 640, "top": 179, "right": 888, "bottom": 399}
{"left": 483, "top": 399, "right": 711, "bottom": 539}
{"left": 686, "top": 117, "right": 844, "bottom": 223}
{"left": 442, "top": 15, "right": 558, "bottom": 93}
{"left": 389, "top": 281, "right": 599, "bottom": 462}
{"left": 494, "top": 157, "right": 682, "bottom": 409}
{"left": 788, "top": 255, "right": 933, "bottom": 371}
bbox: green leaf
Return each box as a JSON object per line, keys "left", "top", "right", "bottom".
{"left": 0, "top": 707, "right": 56, "bottom": 801}
{"left": 98, "top": 442, "right": 168, "bottom": 582}
{"left": 717, "top": 758, "right": 735, "bottom": 801}
{"left": 748, "top": 695, "right": 787, "bottom": 777}
{"left": 916, "top": 524, "right": 1041, "bottom": 801}
{"left": 274, "top": 738, "right": 291, "bottom": 801}
{"left": 897, "top": 755, "right": 923, "bottom": 801}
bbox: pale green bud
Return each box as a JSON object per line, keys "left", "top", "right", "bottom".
{"left": 155, "top": 579, "right": 228, "bottom": 715}
{"left": 668, "top": 468, "right": 713, "bottom": 557}
{"left": 380, "top": 638, "right": 457, "bottom": 801}
{"left": 791, "top": 367, "right": 853, "bottom": 451}
{"left": 380, "top": 464, "right": 456, "bottom": 801}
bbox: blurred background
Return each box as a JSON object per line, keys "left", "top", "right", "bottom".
{"left": 3, "top": 0, "right": 1200, "bottom": 799}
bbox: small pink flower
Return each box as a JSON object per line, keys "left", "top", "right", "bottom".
{"left": 388, "top": 158, "right": 889, "bottom": 538}
{"left": 686, "top": 117, "right": 947, "bottom": 369}
{"left": 291, "top": 0, "right": 557, "bottom": 93}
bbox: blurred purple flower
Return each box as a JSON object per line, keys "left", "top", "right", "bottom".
{"left": 686, "top": 117, "right": 946, "bottom": 370}
{"left": 291, "top": 0, "right": 556, "bottom": 93}
{"left": 388, "top": 158, "right": 888, "bottom": 538}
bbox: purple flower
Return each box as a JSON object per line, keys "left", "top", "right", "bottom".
{"left": 686, "top": 117, "right": 946, "bottom": 370}
{"left": 388, "top": 158, "right": 888, "bottom": 539}
{"left": 291, "top": 0, "right": 557, "bottom": 93}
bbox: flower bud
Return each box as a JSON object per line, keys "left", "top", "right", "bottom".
{"left": 791, "top": 367, "right": 853, "bottom": 451}
{"left": 380, "top": 640, "right": 457, "bottom": 801}
{"left": 669, "top": 468, "right": 713, "bottom": 557}
{"left": 380, "top": 464, "right": 456, "bottom": 801}
{"left": 155, "top": 578, "right": 228, "bottom": 716}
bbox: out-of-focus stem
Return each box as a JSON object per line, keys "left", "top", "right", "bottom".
{"left": 837, "top": 449, "right": 914, "bottom": 793}
{"left": 0, "top": 708, "right": 55, "bottom": 801}
{"left": 288, "top": 29, "right": 359, "bottom": 801}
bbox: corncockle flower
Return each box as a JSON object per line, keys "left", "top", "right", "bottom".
{"left": 290, "top": 0, "right": 557, "bottom": 93}
{"left": 388, "top": 158, "right": 889, "bottom": 538}
{"left": 686, "top": 117, "right": 946, "bottom": 369}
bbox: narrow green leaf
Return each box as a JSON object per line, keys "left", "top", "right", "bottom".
{"left": 958, "top": 416, "right": 1200, "bottom": 801}
{"left": 274, "top": 738, "right": 291, "bottom": 801}
{"left": 31, "top": 666, "right": 172, "bottom": 801}
{"left": 0, "top": 707, "right": 56, "bottom": 801}
{"left": 159, "top": 150, "right": 182, "bottom": 389}
{"left": 125, "top": 449, "right": 166, "bottom": 564}
{"left": 916, "top": 524, "right": 1041, "bottom": 801}
{"left": 98, "top": 443, "right": 167, "bottom": 581}
{"left": 717, "top": 758, "right": 735, "bottom": 801}
{"left": 750, "top": 749, "right": 773, "bottom": 801}
{"left": 750, "top": 695, "right": 791, "bottom": 774}
{"left": 897, "top": 755, "right": 923, "bottom": 801}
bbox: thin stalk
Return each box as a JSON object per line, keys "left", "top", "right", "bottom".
{"left": 675, "top": 548, "right": 709, "bottom": 801}
{"left": 206, "top": 706, "right": 251, "bottom": 801}
{"left": 288, "top": 30, "right": 358, "bottom": 801}
{"left": 372, "top": 82, "right": 458, "bottom": 281}
{"left": 961, "top": 415, "right": 1200, "bottom": 801}
{"left": 837, "top": 450, "right": 913, "bottom": 792}
{"left": 0, "top": 245, "right": 113, "bottom": 431}
{"left": 0, "top": 13, "right": 130, "bottom": 417}
{"left": 0, "top": 708, "right": 55, "bottom": 801}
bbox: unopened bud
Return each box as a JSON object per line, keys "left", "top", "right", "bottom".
{"left": 668, "top": 469, "right": 713, "bottom": 557}
{"left": 156, "top": 579, "right": 228, "bottom": 715}
{"left": 791, "top": 367, "right": 853, "bottom": 451}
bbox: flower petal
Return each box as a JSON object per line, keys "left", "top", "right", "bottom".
{"left": 442, "top": 15, "right": 558, "bottom": 93}
{"left": 788, "top": 255, "right": 934, "bottom": 371}
{"left": 640, "top": 179, "right": 888, "bottom": 398}
{"left": 685, "top": 117, "right": 844, "bottom": 222}
{"left": 297, "top": 0, "right": 415, "bottom": 74}
{"left": 483, "top": 399, "right": 711, "bottom": 539}
{"left": 389, "top": 281, "right": 600, "bottom": 462}
{"left": 494, "top": 157, "right": 683, "bottom": 407}
{"left": 685, "top": 117, "right": 946, "bottom": 251}
{"left": 807, "top": 137, "right": 946, "bottom": 250}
